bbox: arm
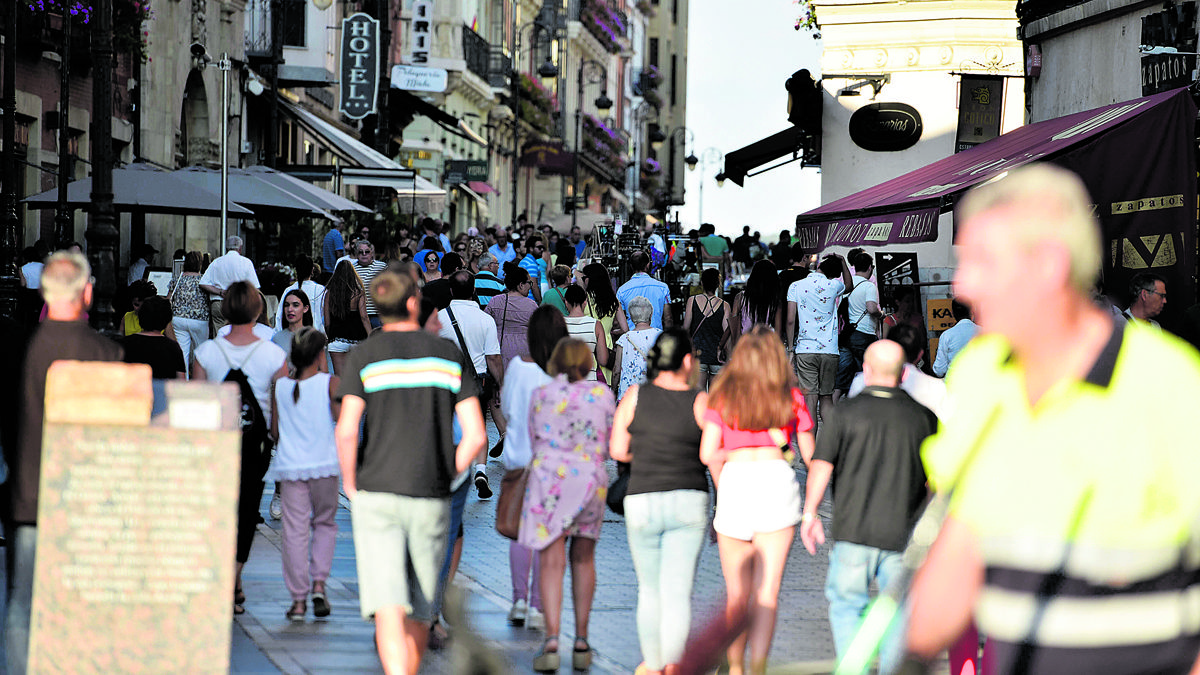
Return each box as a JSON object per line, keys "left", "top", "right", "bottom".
{"left": 164, "top": 320, "right": 178, "bottom": 343}
{"left": 662, "top": 297, "right": 675, "bottom": 328}
{"left": 729, "top": 294, "right": 743, "bottom": 346}
{"left": 932, "top": 337, "right": 951, "bottom": 378}
{"left": 800, "top": 458, "right": 834, "bottom": 554}
{"left": 720, "top": 300, "right": 731, "bottom": 351}
{"left": 608, "top": 385, "right": 638, "bottom": 462}
{"left": 796, "top": 430, "right": 815, "bottom": 466}
{"left": 612, "top": 344, "right": 624, "bottom": 388}
{"left": 269, "top": 381, "right": 280, "bottom": 443}
{"left": 906, "top": 516, "right": 985, "bottom": 661}
{"left": 328, "top": 375, "right": 342, "bottom": 420}
{"left": 786, "top": 300, "right": 798, "bottom": 347}
{"left": 192, "top": 358, "right": 207, "bottom": 382}
{"left": 356, "top": 293, "right": 371, "bottom": 335}
{"left": 838, "top": 254, "right": 853, "bottom": 290}
{"left": 199, "top": 284, "right": 223, "bottom": 298}
{"left": 453, "top": 397, "right": 486, "bottom": 474}
{"left": 322, "top": 296, "right": 331, "bottom": 330}
{"left": 699, "top": 420, "right": 724, "bottom": 486}
{"left": 335, "top": 395, "right": 366, "bottom": 500}
{"left": 485, "top": 354, "right": 504, "bottom": 387}
{"left": 593, "top": 321, "right": 609, "bottom": 372}
{"left": 683, "top": 295, "right": 694, "bottom": 330}
{"left": 614, "top": 305, "right": 629, "bottom": 335}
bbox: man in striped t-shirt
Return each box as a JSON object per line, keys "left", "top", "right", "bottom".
{"left": 336, "top": 269, "right": 485, "bottom": 675}
{"left": 352, "top": 240, "right": 387, "bottom": 329}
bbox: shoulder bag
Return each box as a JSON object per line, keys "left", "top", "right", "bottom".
{"left": 495, "top": 466, "right": 528, "bottom": 540}
{"left": 446, "top": 305, "right": 493, "bottom": 401}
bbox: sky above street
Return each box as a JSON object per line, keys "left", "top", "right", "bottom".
{"left": 678, "top": 1, "right": 824, "bottom": 240}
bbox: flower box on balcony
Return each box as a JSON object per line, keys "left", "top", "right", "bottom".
{"left": 581, "top": 0, "right": 626, "bottom": 55}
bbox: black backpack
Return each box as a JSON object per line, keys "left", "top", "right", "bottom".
{"left": 215, "top": 341, "right": 268, "bottom": 442}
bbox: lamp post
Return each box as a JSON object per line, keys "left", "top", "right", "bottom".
{"left": 190, "top": 43, "right": 232, "bottom": 245}
{"left": 686, "top": 147, "right": 723, "bottom": 226}
{"left": 572, "top": 60, "right": 612, "bottom": 232}
{"left": 509, "top": 21, "right": 558, "bottom": 231}
{"left": 54, "top": 9, "right": 73, "bottom": 249}
{"left": 88, "top": 0, "right": 118, "bottom": 330}
{"left": 664, "top": 126, "right": 693, "bottom": 212}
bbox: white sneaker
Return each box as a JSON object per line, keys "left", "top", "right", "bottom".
{"left": 269, "top": 492, "right": 283, "bottom": 520}
{"left": 526, "top": 607, "right": 544, "bottom": 631}
{"left": 507, "top": 599, "right": 527, "bottom": 626}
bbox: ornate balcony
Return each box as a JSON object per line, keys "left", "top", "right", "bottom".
{"left": 581, "top": 0, "right": 627, "bottom": 55}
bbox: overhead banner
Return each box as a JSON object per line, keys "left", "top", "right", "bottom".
{"left": 794, "top": 206, "right": 940, "bottom": 251}
{"left": 339, "top": 13, "right": 380, "bottom": 120}
{"left": 956, "top": 75, "right": 1004, "bottom": 153}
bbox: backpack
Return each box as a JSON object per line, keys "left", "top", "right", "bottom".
{"left": 215, "top": 340, "right": 268, "bottom": 443}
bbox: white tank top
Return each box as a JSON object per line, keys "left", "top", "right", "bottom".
{"left": 270, "top": 372, "right": 339, "bottom": 481}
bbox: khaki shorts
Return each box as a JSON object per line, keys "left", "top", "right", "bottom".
{"left": 793, "top": 352, "right": 838, "bottom": 396}
{"left": 351, "top": 490, "right": 450, "bottom": 622}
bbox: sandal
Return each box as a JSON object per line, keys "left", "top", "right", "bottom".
{"left": 533, "top": 637, "right": 560, "bottom": 672}
{"left": 233, "top": 602, "right": 245, "bottom": 615}
{"left": 573, "top": 637, "right": 592, "bottom": 671}
{"left": 286, "top": 600, "right": 306, "bottom": 621}
{"left": 234, "top": 587, "right": 246, "bottom": 606}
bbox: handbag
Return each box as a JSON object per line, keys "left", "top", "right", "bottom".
{"left": 837, "top": 280, "right": 865, "bottom": 349}
{"left": 606, "top": 461, "right": 630, "bottom": 515}
{"left": 495, "top": 467, "right": 528, "bottom": 540}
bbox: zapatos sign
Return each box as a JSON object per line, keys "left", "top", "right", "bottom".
{"left": 340, "top": 13, "right": 380, "bottom": 120}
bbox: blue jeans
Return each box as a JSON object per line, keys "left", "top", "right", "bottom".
{"left": 624, "top": 490, "right": 709, "bottom": 670}
{"left": 432, "top": 478, "right": 470, "bottom": 619}
{"left": 6, "top": 525, "right": 35, "bottom": 675}
{"left": 825, "top": 541, "right": 906, "bottom": 675}
{"left": 369, "top": 315, "right": 382, "bottom": 330}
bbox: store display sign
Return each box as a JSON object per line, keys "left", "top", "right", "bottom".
{"left": 1141, "top": 2, "right": 1197, "bottom": 95}
{"left": 444, "top": 160, "right": 489, "bottom": 185}
{"left": 340, "top": 13, "right": 380, "bottom": 120}
{"left": 956, "top": 75, "right": 1004, "bottom": 153}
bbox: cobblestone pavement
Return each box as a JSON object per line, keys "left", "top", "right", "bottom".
{"left": 228, "top": 423, "right": 903, "bottom": 674}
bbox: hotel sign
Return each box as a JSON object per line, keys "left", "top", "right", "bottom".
{"left": 340, "top": 13, "right": 380, "bottom": 120}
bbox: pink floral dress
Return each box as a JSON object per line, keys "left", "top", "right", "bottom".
{"left": 518, "top": 376, "right": 616, "bottom": 551}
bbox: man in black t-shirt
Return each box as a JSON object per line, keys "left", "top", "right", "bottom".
{"left": 335, "top": 269, "right": 485, "bottom": 675}
{"left": 799, "top": 339, "right": 936, "bottom": 673}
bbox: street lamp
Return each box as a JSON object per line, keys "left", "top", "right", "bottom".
{"left": 572, "top": 60, "right": 612, "bottom": 231}
{"left": 190, "top": 43, "right": 232, "bottom": 245}
{"left": 628, "top": 101, "right": 659, "bottom": 227}
{"left": 508, "top": 21, "right": 558, "bottom": 230}
{"left": 663, "top": 127, "right": 693, "bottom": 210}
{"left": 691, "top": 147, "right": 724, "bottom": 225}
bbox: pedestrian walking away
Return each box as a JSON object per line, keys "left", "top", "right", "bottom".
{"left": 610, "top": 328, "right": 710, "bottom": 675}
{"left": 268, "top": 327, "right": 341, "bottom": 622}
{"left": 335, "top": 269, "right": 486, "bottom": 675}
{"left": 701, "top": 326, "right": 816, "bottom": 675}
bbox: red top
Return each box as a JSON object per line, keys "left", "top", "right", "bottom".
{"left": 703, "top": 388, "right": 813, "bottom": 449}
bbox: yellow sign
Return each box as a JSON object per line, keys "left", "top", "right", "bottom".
{"left": 1110, "top": 194, "right": 1185, "bottom": 214}
{"left": 928, "top": 298, "right": 956, "bottom": 332}
{"left": 1112, "top": 233, "right": 1179, "bottom": 269}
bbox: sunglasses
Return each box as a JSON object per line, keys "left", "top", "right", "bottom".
{"left": 455, "top": 246, "right": 467, "bottom": 252}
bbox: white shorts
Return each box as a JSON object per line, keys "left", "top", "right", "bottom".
{"left": 713, "top": 459, "right": 802, "bottom": 541}
{"left": 328, "top": 338, "right": 358, "bottom": 354}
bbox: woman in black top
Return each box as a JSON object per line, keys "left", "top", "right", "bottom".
{"left": 322, "top": 260, "right": 370, "bottom": 376}
{"left": 122, "top": 295, "right": 186, "bottom": 379}
{"left": 609, "top": 328, "right": 709, "bottom": 675}
{"left": 683, "top": 268, "right": 730, "bottom": 390}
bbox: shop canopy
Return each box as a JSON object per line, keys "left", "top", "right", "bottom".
{"left": 793, "top": 86, "right": 1195, "bottom": 253}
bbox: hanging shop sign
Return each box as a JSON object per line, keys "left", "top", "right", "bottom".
{"left": 391, "top": 64, "right": 448, "bottom": 93}
{"left": 955, "top": 75, "right": 1005, "bottom": 153}
{"left": 444, "top": 160, "right": 489, "bottom": 185}
{"left": 339, "top": 13, "right": 380, "bottom": 120}
{"left": 848, "top": 103, "right": 923, "bottom": 152}
{"left": 521, "top": 141, "right": 574, "bottom": 176}
{"left": 409, "top": 0, "right": 433, "bottom": 65}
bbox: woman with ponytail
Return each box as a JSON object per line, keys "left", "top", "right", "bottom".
{"left": 268, "top": 327, "right": 341, "bottom": 621}
{"left": 609, "top": 328, "right": 710, "bottom": 675}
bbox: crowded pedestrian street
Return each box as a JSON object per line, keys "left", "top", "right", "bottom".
{"left": 230, "top": 430, "right": 839, "bottom": 674}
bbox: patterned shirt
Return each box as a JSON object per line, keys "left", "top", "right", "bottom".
{"left": 168, "top": 274, "right": 210, "bottom": 321}
{"left": 788, "top": 272, "right": 845, "bottom": 355}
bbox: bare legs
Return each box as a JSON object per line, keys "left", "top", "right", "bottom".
{"left": 331, "top": 352, "right": 346, "bottom": 377}
{"left": 718, "top": 527, "right": 795, "bottom": 675}
{"left": 374, "top": 606, "right": 428, "bottom": 675}
{"left": 538, "top": 534, "right": 597, "bottom": 644}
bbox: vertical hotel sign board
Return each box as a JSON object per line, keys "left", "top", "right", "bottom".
{"left": 340, "top": 13, "right": 380, "bottom": 120}
{"left": 955, "top": 75, "right": 1004, "bottom": 153}
{"left": 410, "top": 1, "right": 433, "bottom": 65}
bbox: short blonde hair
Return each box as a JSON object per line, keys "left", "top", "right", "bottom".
{"left": 547, "top": 338, "right": 594, "bottom": 383}
{"left": 956, "top": 164, "right": 1101, "bottom": 294}
{"left": 40, "top": 251, "right": 90, "bottom": 305}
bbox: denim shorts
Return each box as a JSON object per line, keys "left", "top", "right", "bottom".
{"left": 351, "top": 490, "right": 450, "bottom": 622}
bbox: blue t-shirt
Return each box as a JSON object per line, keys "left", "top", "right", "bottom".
{"left": 519, "top": 254, "right": 542, "bottom": 300}
{"left": 489, "top": 243, "right": 518, "bottom": 278}
{"left": 322, "top": 230, "right": 345, "bottom": 273}
{"left": 617, "top": 273, "right": 672, "bottom": 329}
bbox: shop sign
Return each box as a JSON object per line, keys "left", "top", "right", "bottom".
{"left": 849, "top": 103, "right": 923, "bottom": 152}
{"left": 956, "top": 75, "right": 1004, "bottom": 153}
{"left": 339, "top": 13, "right": 379, "bottom": 120}
{"left": 409, "top": 0, "right": 433, "bottom": 65}
{"left": 521, "top": 141, "right": 574, "bottom": 176}
{"left": 927, "top": 298, "right": 956, "bottom": 332}
{"left": 444, "top": 160, "right": 489, "bottom": 185}
{"left": 1141, "top": 1, "right": 1198, "bottom": 95}
{"left": 391, "top": 64, "right": 448, "bottom": 93}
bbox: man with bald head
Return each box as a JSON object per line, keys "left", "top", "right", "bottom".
{"left": 799, "top": 339, "right": 937, "bottom": 672}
